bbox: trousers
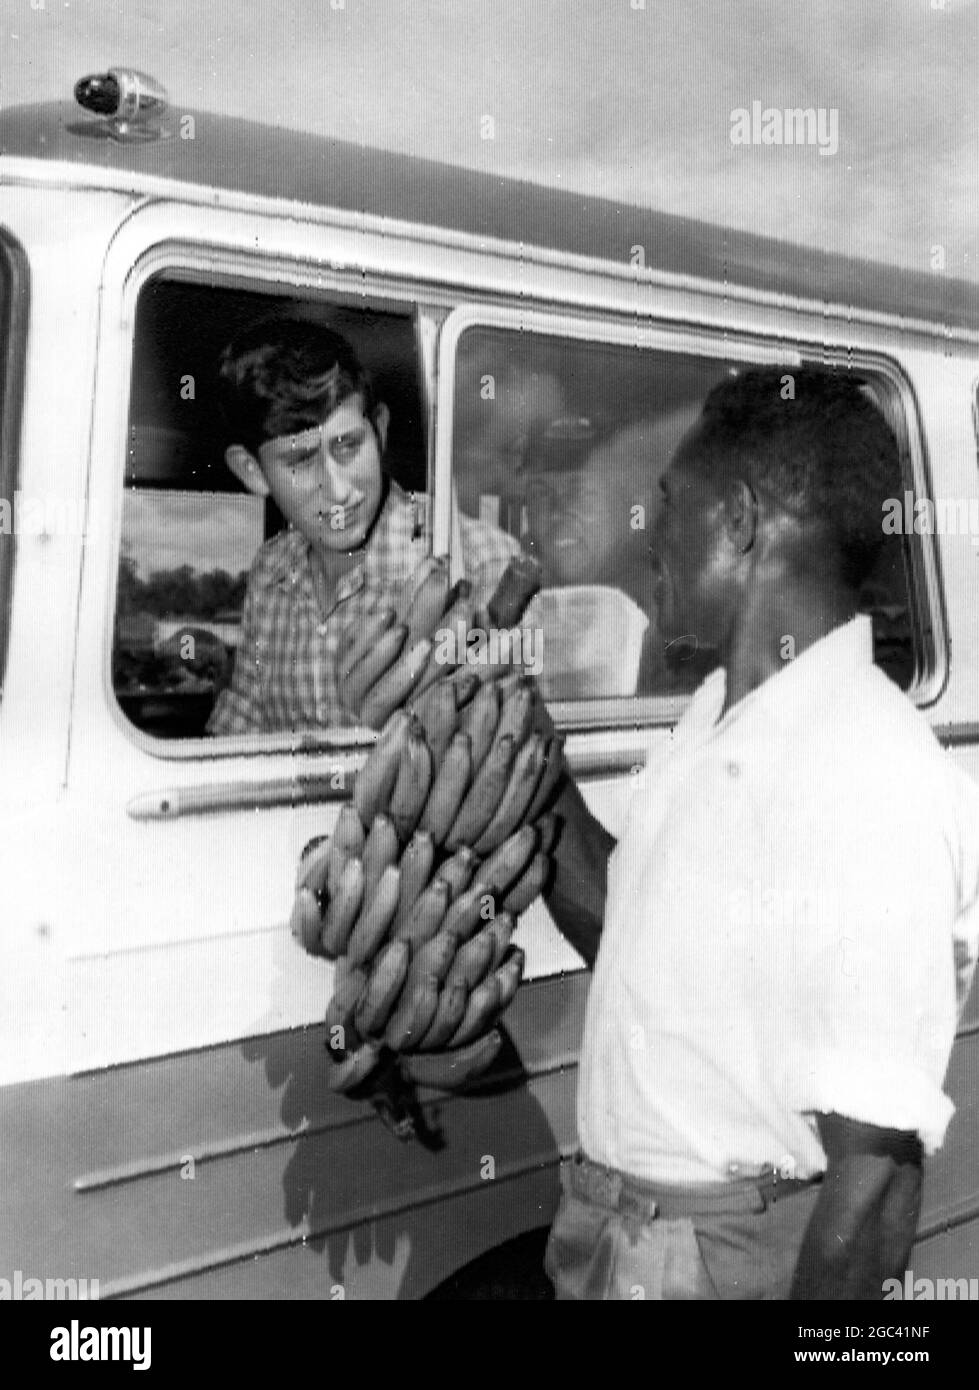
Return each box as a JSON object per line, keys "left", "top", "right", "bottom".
{"left": 544, "top": 1151, "right": 823, "bottom": 1300}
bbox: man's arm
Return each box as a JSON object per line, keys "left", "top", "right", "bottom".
{"left": 789, "top": 1113, "right": 923, "bottom": 1300}
{"left": 539, "top": 765, "right": 615, "bottom": 969}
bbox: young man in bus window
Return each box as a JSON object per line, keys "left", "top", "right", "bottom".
{"left": 206, "top": 319, "right": 524, "bottom": 736}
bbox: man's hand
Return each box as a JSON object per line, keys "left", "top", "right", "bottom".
{"left": 789, "top": 1113, "right": 923, "bottom": 1300}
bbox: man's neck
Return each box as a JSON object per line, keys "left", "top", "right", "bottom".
{"left": 305, "top": 539, "right": 365, "bottom": 616}
{"left": 719, "top": 578, "right": 860, "bottom": 717}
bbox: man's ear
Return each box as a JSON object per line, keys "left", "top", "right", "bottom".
{"left": 225, "top": 444, "right": 270, "bottom": 497}
{"left": 371, "top": 402, "right": 390, "bottom": 454}
{"left": 722, "top": 477, "right": 758, "bottom": 555}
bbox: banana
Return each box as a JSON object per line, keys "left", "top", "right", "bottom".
{"left": 342, "top": 622, "right": 408, "bottom": 712}
{"left": 477, "top": 823, "right": 538, "bottom": 900}
{"left": 392, "top": 829, "right": 435, "bottom": 937}
{"left": 417, "top": 982, "right": 469, "bottom": 1051}
{"left": 335, "top": 801, "right": 368, "bottom": 853}
{"left": 395, "top": 875, "right": 451, "bottom": 949}
{"left": 523, "top": 733, "right": 567, "bottom": 823}
{"left": 501, "top": 851, "right": 549, "bottom": 915}
{"left": 448, "top": 669, "right": 481, "bottom": 710}
{"left": 346, "top": 863, "right": 401, "bottom": 968}
{"left": 352, "top": 709, "right": 410, "bottom": 826}
{"left": 445, "top": 732, "right": 517, "bottom": 850}
{"left": 361, "top": 813, "right": 399, "bottom": 902}
{"left": 324, "top": 1040, "right": 382, "bottom": 1094}
{"left": 441, "top": 879, "right": 493, "bottom": 944}
{"left": 493, "top": 677, "right": 535, "bottom": 753}
{"left": 398, "top": 553, "right": 440, "bottom": 617}
{"left": 340, "top": 604, "right": 397, "bottom": 680}
{"left": 388, "top": 718, "right": 433, "bottom": 843}
{"left": 290, "top": 885, "right": 324, "bottom": 956}
{"left": 486, "top": 554, "right": 542, "bottom": 628}
{"left": 535, "top": 811, "right": 558, "bottom": 857}
{"left": 458, "top": 681, "right": 499, "bottom": 769}
{"left": 405, "top": 927, "right": 459, "bottom": 995}
{"left": 360, "top": 637, "right": 434, "bottom": 730}
{"left": 484, "top": 911, "right": 516, "bottom": 971}
{"left": 399, "top": 1030, "right": 503, "bottom": 1091}
{"left": 296, "top": 834, "right": 330, "bottom": 891}
{"left": 494, "top": 946, "right": 525, "bottom": 1013}
{"left": 410, "top": 679, "right": 456, "bottom": 773}
{"left": 296, "top": 834, "right": 326, "bottom": 878}
{"left": 471, "top": 731, "right": 545, "bottom": 854}
{"left": 411, "top": 582, "right": 478, "bottom": 696}
{"left": 354, "top": 939, "right": 411, "bottom": 1038}
{"left": 405, "top": 556, "right": 451, "bottom": 645}
{"left": 324, "top": 802, "right": 368, "bottom": 897}
{"left": 323, "top": 962, "right": 369, "bottom": 1058}
{"left": 448, "top": 975, "right": 502, "bottom": 1048}
{"left": 320, "top": 856, "right": 365, "bottom": 958}
{"left": 446, "top": 576, "right": 472, "bottom": 607}
{"left": 444, "top": 929, "right": 495, "bottom": 992}
{"left": 384, "top": 972, "right": 441, "bottom": 1052}
{"left": 418, "top": 730, "right": 472, "bottom": 844}
{"left": 437, "top": 846, "right": 479, "bottom": 902}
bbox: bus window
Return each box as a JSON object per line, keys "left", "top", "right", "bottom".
{"left": 450, "top": 324, "right": 918, "bottom": 704}
{"left": 113, "top": 278, "right": 428, "bottom": 741}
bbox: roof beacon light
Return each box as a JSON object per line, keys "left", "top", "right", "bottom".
{"left": 74, "top": 68, "right": 170, "bottom": 142}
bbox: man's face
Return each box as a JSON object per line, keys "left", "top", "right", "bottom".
{"left": 525, "top": 424, "right": 647, "bottom": 587}
{"left": 452, "top": 360, "right": 566, "bottom": 517}
{"left": 646, "top": 425, "right": 735, "bottom": 650}
{"left": 256, "top": 395, "right": 385, "bottom": 552}
{"left": 526, "top": 466, "right": 620, "bottom": 587}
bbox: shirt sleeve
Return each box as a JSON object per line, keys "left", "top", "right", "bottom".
{"left": 784, "top": 798, "right": 965, "bottom": 1156}
{"left": 205, "top": 578, "right": 266, "bottom": 737}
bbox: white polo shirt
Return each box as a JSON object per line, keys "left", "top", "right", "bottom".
{"left": 577, "top": 616, "right": 979, "bottom": 1184}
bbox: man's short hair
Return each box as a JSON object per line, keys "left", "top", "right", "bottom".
{"left": 217, "top": 318, "right": 376, "bottom": 456}
{"left": 688, "top": 367, "right": 900, "bottom": 587}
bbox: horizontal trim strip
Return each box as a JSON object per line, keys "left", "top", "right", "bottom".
{"left": 94, "top": 1141, "right": 978, "bottom": 1299}
{"left": 126, "top": 773, "right": 352, "bottom": 819}
{"left": 125, "top": 749, "right": 647, "bottom": 819}
{"left": 121, "top": 710, "right": 979, "bottom": 821}
{"left": 96, "top": 1142, "right": 578, "bottom": 1300}
{"left": 935, "top": 724, "right": 979, "bottom": 749}
{"left": 73, "top": 1051, "right": 581, "bottom": 1193}
{"left": 916, "top": 1192, "right": 979, "bottom": 1244}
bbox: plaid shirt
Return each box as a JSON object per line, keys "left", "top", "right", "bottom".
{"left": 207, "top": 482, "right": 522, "bottom": 736}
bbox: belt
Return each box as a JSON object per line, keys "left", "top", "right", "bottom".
{"left": 569, "top": 1151, "right": 823, "bottom": 1222}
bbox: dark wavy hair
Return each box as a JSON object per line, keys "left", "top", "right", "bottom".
{"left": 687, "top": 367, "right": 900, "bottom": 587}
{"left": 217, "top": 318, "right": 377, "bottom": 456}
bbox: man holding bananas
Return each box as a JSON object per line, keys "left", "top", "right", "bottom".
{"left": 293, "top": 366, "right": 979, "bottom": 1300}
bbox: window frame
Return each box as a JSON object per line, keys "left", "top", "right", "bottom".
{"left": 105, "top": 251, "right": 453, "bottom": 761}
{"left": 435, "top": 303, "right": 945, "bottom": 731}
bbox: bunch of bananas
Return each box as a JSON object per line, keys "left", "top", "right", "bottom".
{"left": 336, "top": 551, "right": 542, "bottom": 730}
{"left": 291, "top": 553, "right": 563, "bottom": 1111}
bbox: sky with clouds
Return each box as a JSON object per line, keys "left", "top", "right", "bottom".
{"left": 2, "top": 0, "right": 977, "bottom": 279}
{"left": 122, "top": 491, "right": 263, "bottom": 579}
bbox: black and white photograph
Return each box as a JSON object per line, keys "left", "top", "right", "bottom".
{"left": 1, "top": 0, "right": 978, "bottom": 1352}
